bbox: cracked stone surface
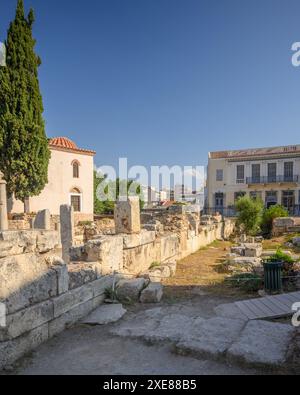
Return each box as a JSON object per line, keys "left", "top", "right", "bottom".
{"left": 176, "top": 317, "right": 246, "bottom": 360}
{"left": 227, "top": 320, "right": 295, "bottom": 368}
{"left": 82, "top": 304, "right": 127, "bottom": 325}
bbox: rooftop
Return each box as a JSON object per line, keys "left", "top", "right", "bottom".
{"left": 49, "top": 137, "right": 96, "bottom": 156}
{"left": 209, "top": 144, "right": 300, "bottom": 160}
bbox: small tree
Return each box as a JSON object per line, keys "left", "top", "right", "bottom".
{"left": 261, "top": 205, "right": 288, "bottom": 236}
{"left": 235, "top": 196, "right": 264, "bottom": 236}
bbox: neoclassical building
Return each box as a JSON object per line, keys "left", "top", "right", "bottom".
{"left": 10, "top": 137, "right": 95, "bottom": 218}
{"left": 207, "top": 144, "right": 300, "bottom": 215}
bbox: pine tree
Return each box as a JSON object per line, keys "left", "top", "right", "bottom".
{"left": 0, "top": 0, "right": 50, "bottom": 212}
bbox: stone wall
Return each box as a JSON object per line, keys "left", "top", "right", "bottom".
{"left": 0, "top": 229, "right": 117, "bottom": 370}
{"left": 0, "top": 204, "right": 235, "bottom": 370}
{"left": 272, "top": 217, "right": 300, "bottom": 236}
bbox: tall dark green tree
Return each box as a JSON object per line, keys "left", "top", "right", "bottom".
{"left": 0, "top": 0, "right": 50, "bottom": 212}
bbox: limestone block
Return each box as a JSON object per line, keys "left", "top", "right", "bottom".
{"left": 165, "top": 262, "right": 177, "bottom": 277}
{"left": 160, "top": 234, "right": 179, "bottom": 262}
{"left": 140, "top": 282, "right": 163, "bottom": 303}
{"left": 230, "top": 257, "right": 262, "bottom": 268}
{"left": 0, "top": 230, "right": 37, "bottom": 256}
{"left": 0, "top": 324, "right": 48, "bottom": 371}
{"left": 82, "top": 304, "right": 127, "bottom": 325}
{"left": 227, "top": 320, "right": 295, "bottom": 368}
{"left": 141, "top": 265, "right": 171, "bottom": 283}
{"left": 49, "top": 299, "right": 94, "bottom": 338}
{"left": 69, "top": 245, "right": 87, "bottom": 261}
{"left": 33, "top": 210, "right": 51, "bottom": 230}
{"left": 230, "top": 246, "right": 245, "bottom": 256}
{"left": 45, "top": 255, "right": 69, "bottom": 295}
{"left": 68, "top": 262, "right": 100, "bottom": 290}
{"left": 117, "top": 278, "right": 148, "bottom": 303}
{"left": 60, "top": 205, "right": 74, "bottom": 264}
{"left": 52, "top": 284, "right": 93, "bottom": 318}
{"left": 89, "top": 275, "right": 117, "bottom": 298}
{"left": 123, "top": 242, "right": 160, "bottom": 274}
{"left": 244, "top": 243, "right": 263, "bottom": 258}
{"left": 114, "top": 197, "right": 141, "bottom": 234}
{"left": 176, "top": 317, "right": 245, "bottom": 360}
{"left": 0, "top": 254, "right": 58, "bottom": 314}
{"left": 36, "top": 231, "right": 60, "bottom": 253}
{"left": 85, "top": 235, "right": 123, "bottom": 275}
{"left": 292, "top": 237, "right": 300, "bottom": 247}
{"left": 123, "top": 230, "right": 155, "bottom": 249}
{"left": 0, "top": 300, "right": 53, "bottom": 341}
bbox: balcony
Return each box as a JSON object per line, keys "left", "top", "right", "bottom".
{"left": 246, "top": 175, "right": 299, "bottom": 185}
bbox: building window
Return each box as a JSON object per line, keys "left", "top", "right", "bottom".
{"left": 265, "top": 191, "right": 277, "bottom": 208}
{"left": 252, "top": 164, "right": 260, "bottom": 183}
{"left": 70, "top": 187, "right": 81, "bottom": 212}
{"left": 215, "top": 192, "right": 224, "bottom": 208}
{"left": 268, "top": 163, "right": 277, "bottom": 182}
{"left": 250, "top": 191, "right": 262, "bottom": 201}
{"left": 282, "top": 190, "right": 295, "bottom": 211}
{"left": 234, "top": 191, "right": 246, "bottom": 201}
{"left": 284, "top": 162, "right": 294, "bottom": 181}
{"left": 72, "top": 161, "right": 80, "bottom": 178}
{"left": 216, "top": 169, "right": 223, "bottom": 182}
{"left": 236, "top": 165, "right": 244, "bottom": 184}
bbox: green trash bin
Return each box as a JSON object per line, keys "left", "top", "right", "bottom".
{"left": 264, "top": 261, "right": 283, "bottom": 294}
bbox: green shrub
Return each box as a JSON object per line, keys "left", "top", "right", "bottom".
{"left": 229, "top": 273, "right": 263, "bottom": 293}
{"left": 235, "top": 196, "right": 264, "bottom": 236}
{"left": 261, "top": 205, "right": 288, "bottom": 236}
{"left": 266, "top": 248, "right": 294, "bottom": 264}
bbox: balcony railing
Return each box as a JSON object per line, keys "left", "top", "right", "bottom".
{"left": 246, "top": 175, "right": 299, "bottom": 184}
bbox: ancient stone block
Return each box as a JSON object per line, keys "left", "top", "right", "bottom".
{"left": 68, "top": 262, "right": 100, "bottom": 290}
{"left": 122, "top": 230, "right": 155, "bottom": 249}
{"left": 0, "top": 253, "right": 58, "bottom": 314}
{"left": 117, "top": 278, "right": 148, "bottom": 303}
{"left": 244, "top": 243, "right": 263, "bottom": 258}
{"left": 36, "top": 230, "right": 60, "bottom": 253}
{"left": 0, "top": 324, "right": 49, "bottom": 370}
{"left": 230, "top": 246, "right": 245, "bottom": 256}
{"left": 176, "top": 317, "right": 245, "bottom": 360}
{"left": 114, "top": 197, "right": 141, "bottom": 234}
{"left": 227, "top": 320, "right": 295, "bottom": 368}
{"left": 33, "top": 209, "right": 51, "bottom": 230}
{"left": 89, "top": 275, "right": 116, "bottom": 298}
{"left": 82, "top": 304, "right": 127, "bottom": 325}
{"left": 52, "top": 284, "right": 93, "bottom": 318}
{"left": 60, "top": 205, "right": 74, "bottom": 264}
{"left": 0, "top": 230, "right": 37, "bottom": 256}
{"left": 49, "top": 299, "right": 94, "bottom": 338}
{"left": 160, "top": 234, "right": 179, "bottom": 262}
{"left": 85, "top": 235, "right": 123, "bottom": 275}
{"left": 0, "top": 300, "right": 53, "bottom": 341}
{"left": 140, "top": 282, "right": 163, "bottom": 303}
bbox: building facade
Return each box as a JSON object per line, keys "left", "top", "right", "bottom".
{"left": 207, "top": 144, "right": 300, "bottom": 215}
{"left": 10, "top": 137, "right": 95, "bottom": 217}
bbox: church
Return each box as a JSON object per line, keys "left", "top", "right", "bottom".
{"left": 10, "top": 137, "right": 95, "bottom": 219}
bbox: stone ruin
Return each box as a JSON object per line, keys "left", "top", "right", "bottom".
{"left": 0, "top": 188, "right": 236, "bottom": 370}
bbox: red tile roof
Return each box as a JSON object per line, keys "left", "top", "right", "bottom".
{"left": 49, "top": 137, "right": 96, "bottom": 156}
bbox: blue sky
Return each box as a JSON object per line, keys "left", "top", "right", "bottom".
{"left": 1, "top": 0, "right": 300, "bottom": 170}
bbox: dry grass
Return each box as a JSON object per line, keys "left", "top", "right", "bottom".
{"left": 162, "top": 240, "right": 248, "bottom": 298}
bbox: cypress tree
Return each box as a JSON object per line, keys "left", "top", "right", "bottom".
{"left": 0, "top": 0, "right": 50, "bottom": 212}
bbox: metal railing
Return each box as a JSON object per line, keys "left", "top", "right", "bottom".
{"left": 202, "top": 207, "right": 237, "bottom": 217}
{"left": 246, "top": 175, "right": 299, "bottom": 184}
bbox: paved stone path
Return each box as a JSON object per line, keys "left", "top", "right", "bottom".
{"left": 111, "top": 306, "right": 296, "bottom": 370}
